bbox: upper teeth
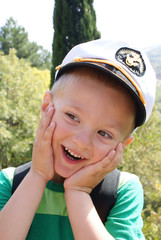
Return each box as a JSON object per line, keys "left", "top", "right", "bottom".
{"left": 65, "top": 147, "right": 83, "bottom": 159}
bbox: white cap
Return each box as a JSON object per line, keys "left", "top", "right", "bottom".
{"left": 55, "top": 39, "right": 156, "bottom": 128}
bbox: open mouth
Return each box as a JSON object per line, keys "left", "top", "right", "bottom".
{"left": 63, "top": 146, "right": 84, "bottom": 161}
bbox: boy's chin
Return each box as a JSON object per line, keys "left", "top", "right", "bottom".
{"left": 54, "top": 164, "right": 77, "bottom": 182}
{"left": 52, "top": 172, "right": 66, "bottom": 184}
{"left": 52, "top": 167, "right": 74, "bottom": 184}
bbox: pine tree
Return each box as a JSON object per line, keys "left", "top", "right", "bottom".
{"left": 51, "top": 0, "right": 100, "bottom": 87}
{"left": 0, "top": 17, "right": 51, "bottom": 70}
{"left": 0, "top": 17, "right": 29, "bottom": 58}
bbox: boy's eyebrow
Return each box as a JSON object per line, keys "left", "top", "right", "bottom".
{"left": 64, "top": 104, "right": 82, "bottom": 112}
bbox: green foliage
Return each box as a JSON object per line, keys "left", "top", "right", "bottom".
{"left": 0, "top": 50, "right": 50, "bottom": 169}
{"left": 142, "top": 205, "right": 161, "bottom": 239}
{"left": 51, "top": 0, "right": 101, "bottom": 87}
{"left": 0, "top": 17, "right": 52, "bottom": 70}
{"left": 121, "top": 105, "right": 161, "bottom": 239}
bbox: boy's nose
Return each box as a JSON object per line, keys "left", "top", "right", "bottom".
{"left": 72, "top": 130, "right": 93, "bottom": 151}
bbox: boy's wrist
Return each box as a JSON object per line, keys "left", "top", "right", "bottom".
{"left": 29, "top": 168, "right": 49, "bottom": 185}
{"left": 64, "top": 188, "right": 90, "bottom": 204}
{"left": 64, "top": 184, "right": 92, "bottom": 195}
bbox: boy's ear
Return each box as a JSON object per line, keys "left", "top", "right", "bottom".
{"left": 122, "top": 135, "right": 134, "bottom": 150}
{"left": 41, "top": 91, "right": 53, "bottom": 116}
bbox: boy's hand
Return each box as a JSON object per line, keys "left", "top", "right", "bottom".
{"left": 64, "top": 143, "right": 123, "bottom": 194}
{"left": 31, "top": 103, "right": 56, "bottom": 182}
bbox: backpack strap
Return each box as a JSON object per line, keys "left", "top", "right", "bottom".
{"left": 90, "top": 169, "right": 120, "bottom": 224}
{"left": 12, "top": 162, "right": 31, "bottom": 194}
{"left": 12, "top": 162, "right": 120, "bottom": 224}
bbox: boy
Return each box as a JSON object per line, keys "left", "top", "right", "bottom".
{"left": 0, "top": 39, "right": 156, "bottom": 239}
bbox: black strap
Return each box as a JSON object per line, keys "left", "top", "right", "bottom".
{"left": 90, "top": 169, "right": 120, "bottom": 223}
{"left": 12, "top": 162, "right": 31, "bottom": 194}
{"left": 12, "top": 162, "right": 120, "bottom": 224}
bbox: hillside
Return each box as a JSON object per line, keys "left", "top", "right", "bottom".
{"left": 145, "top": 45, "right": 161, "bottom": 80}
{"left": 144, "top": 45, "right": 161, "bottom": 111}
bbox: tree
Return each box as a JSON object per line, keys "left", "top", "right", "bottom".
{"left": 51, "top": 0, "right": 101, "bottom": 87}
{"left": 0, "top": 17, "right": 29, "bottom": 57}
{"left": 0, "top": 17, "right": 52, "bottom": 70}
{"left": 0, "top": 49, "right": 50, "bottom": 169}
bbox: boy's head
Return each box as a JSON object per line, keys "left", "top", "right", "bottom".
{"left": 54, "top": 39, "right": 156, "bottom": 130}
{"left": 48, "top": 67, "right": 137, "bottom": 179}
{"left": 42, "top": 39, "right": 156, "bottom": 180}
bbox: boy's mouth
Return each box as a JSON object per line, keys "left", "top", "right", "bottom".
{"left": 63, "top": 146, "right": 84, "bottom": 161}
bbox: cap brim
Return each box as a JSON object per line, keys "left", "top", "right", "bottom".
{"left": 55, "top": 61, "right": 146, "bottom": 128}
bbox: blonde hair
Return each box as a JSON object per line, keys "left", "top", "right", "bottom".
{"left": 52, "top": 66, "right": 137, "bottom": 98}
{"left": 51, "top": 73, "right": 73, "bottom": 100}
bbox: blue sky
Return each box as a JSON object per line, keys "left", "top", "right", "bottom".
{"left": 0, "top": 0, "right": 161, "bottom": 52}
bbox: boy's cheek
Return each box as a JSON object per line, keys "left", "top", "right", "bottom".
{"left": 52, "top": 118, "right": 72, "bottom": 140}
{"left": 90, "top": 143, "right": 117, "bottom": 165}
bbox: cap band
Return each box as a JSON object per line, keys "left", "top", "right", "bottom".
{"left": 56, "top": 57, "right": 145, "bottom": 105}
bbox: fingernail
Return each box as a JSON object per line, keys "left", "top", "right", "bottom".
{"left": 50, "top": 103, "right": 54, "bottom": 108}
{"left": 44, "top": 96, "right": 49, "bottom": 103}
{"left": 48, "top": 107, "right": 54, "bottom": 113}
{"left": 47, "top": 103, "right": 53, "bottom": 110}
{"left": 108, "top": 150, "right": 115, "bottom": 159}
{"left": 118, "top": 143, "right": 123, "bottom": 151}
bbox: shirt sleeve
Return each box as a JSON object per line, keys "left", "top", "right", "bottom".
{"left": 105, "top": 176, "right": 145, "bottom": 240}
{"left": 0, "top": 168, "right": 14, "bottom": 211}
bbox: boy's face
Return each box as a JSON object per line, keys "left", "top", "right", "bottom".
{"left": 46, "top": 71, "right": 135, "bottom": 181}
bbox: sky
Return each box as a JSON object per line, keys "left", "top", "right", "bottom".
{"left": 0, "top": 0, "right": 161, "bottom": 52}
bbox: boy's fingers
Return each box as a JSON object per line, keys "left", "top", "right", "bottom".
{"left": 99, "top": 150, "right": 116, "bottom": 168}
{"left": 107, "top": 143, "right": 123, "bottom": 165}
{"left": 95, "top": 143, "right": 123, "bottom": 173}
{"left": 43, "top": 122, "right": 56, "bottom": 143}
{"left": 41, "top": 103, "right": 54, "bottom": 121}
{"left": 36, "top": 105, "right": 55, "bottom": 140}
{"left": 112, "top": 143, "right": 123, "bottom": 167}
{"left": 115, "top": 142, "right": 123, "bottom": 153}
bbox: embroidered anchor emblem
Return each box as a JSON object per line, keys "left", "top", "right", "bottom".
{"left": 115, "top": 47, "right": 146, "bottom": 77}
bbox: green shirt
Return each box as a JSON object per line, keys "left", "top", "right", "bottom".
{"left": 0, "top": 168, "right": 145, "bottom": 240}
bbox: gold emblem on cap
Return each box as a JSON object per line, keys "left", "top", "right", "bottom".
{"left": 126, "top": 52, "right": 141, "bottom": 66}
{"left": 116, "top": 48, "right": 146, "bottom": 77}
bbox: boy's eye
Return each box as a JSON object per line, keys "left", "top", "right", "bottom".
{"left": 66, "top": 112, "right": 79, "bottom": 122}
{"left": 98, "top": 130, "right": 111, "bottom": 139}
